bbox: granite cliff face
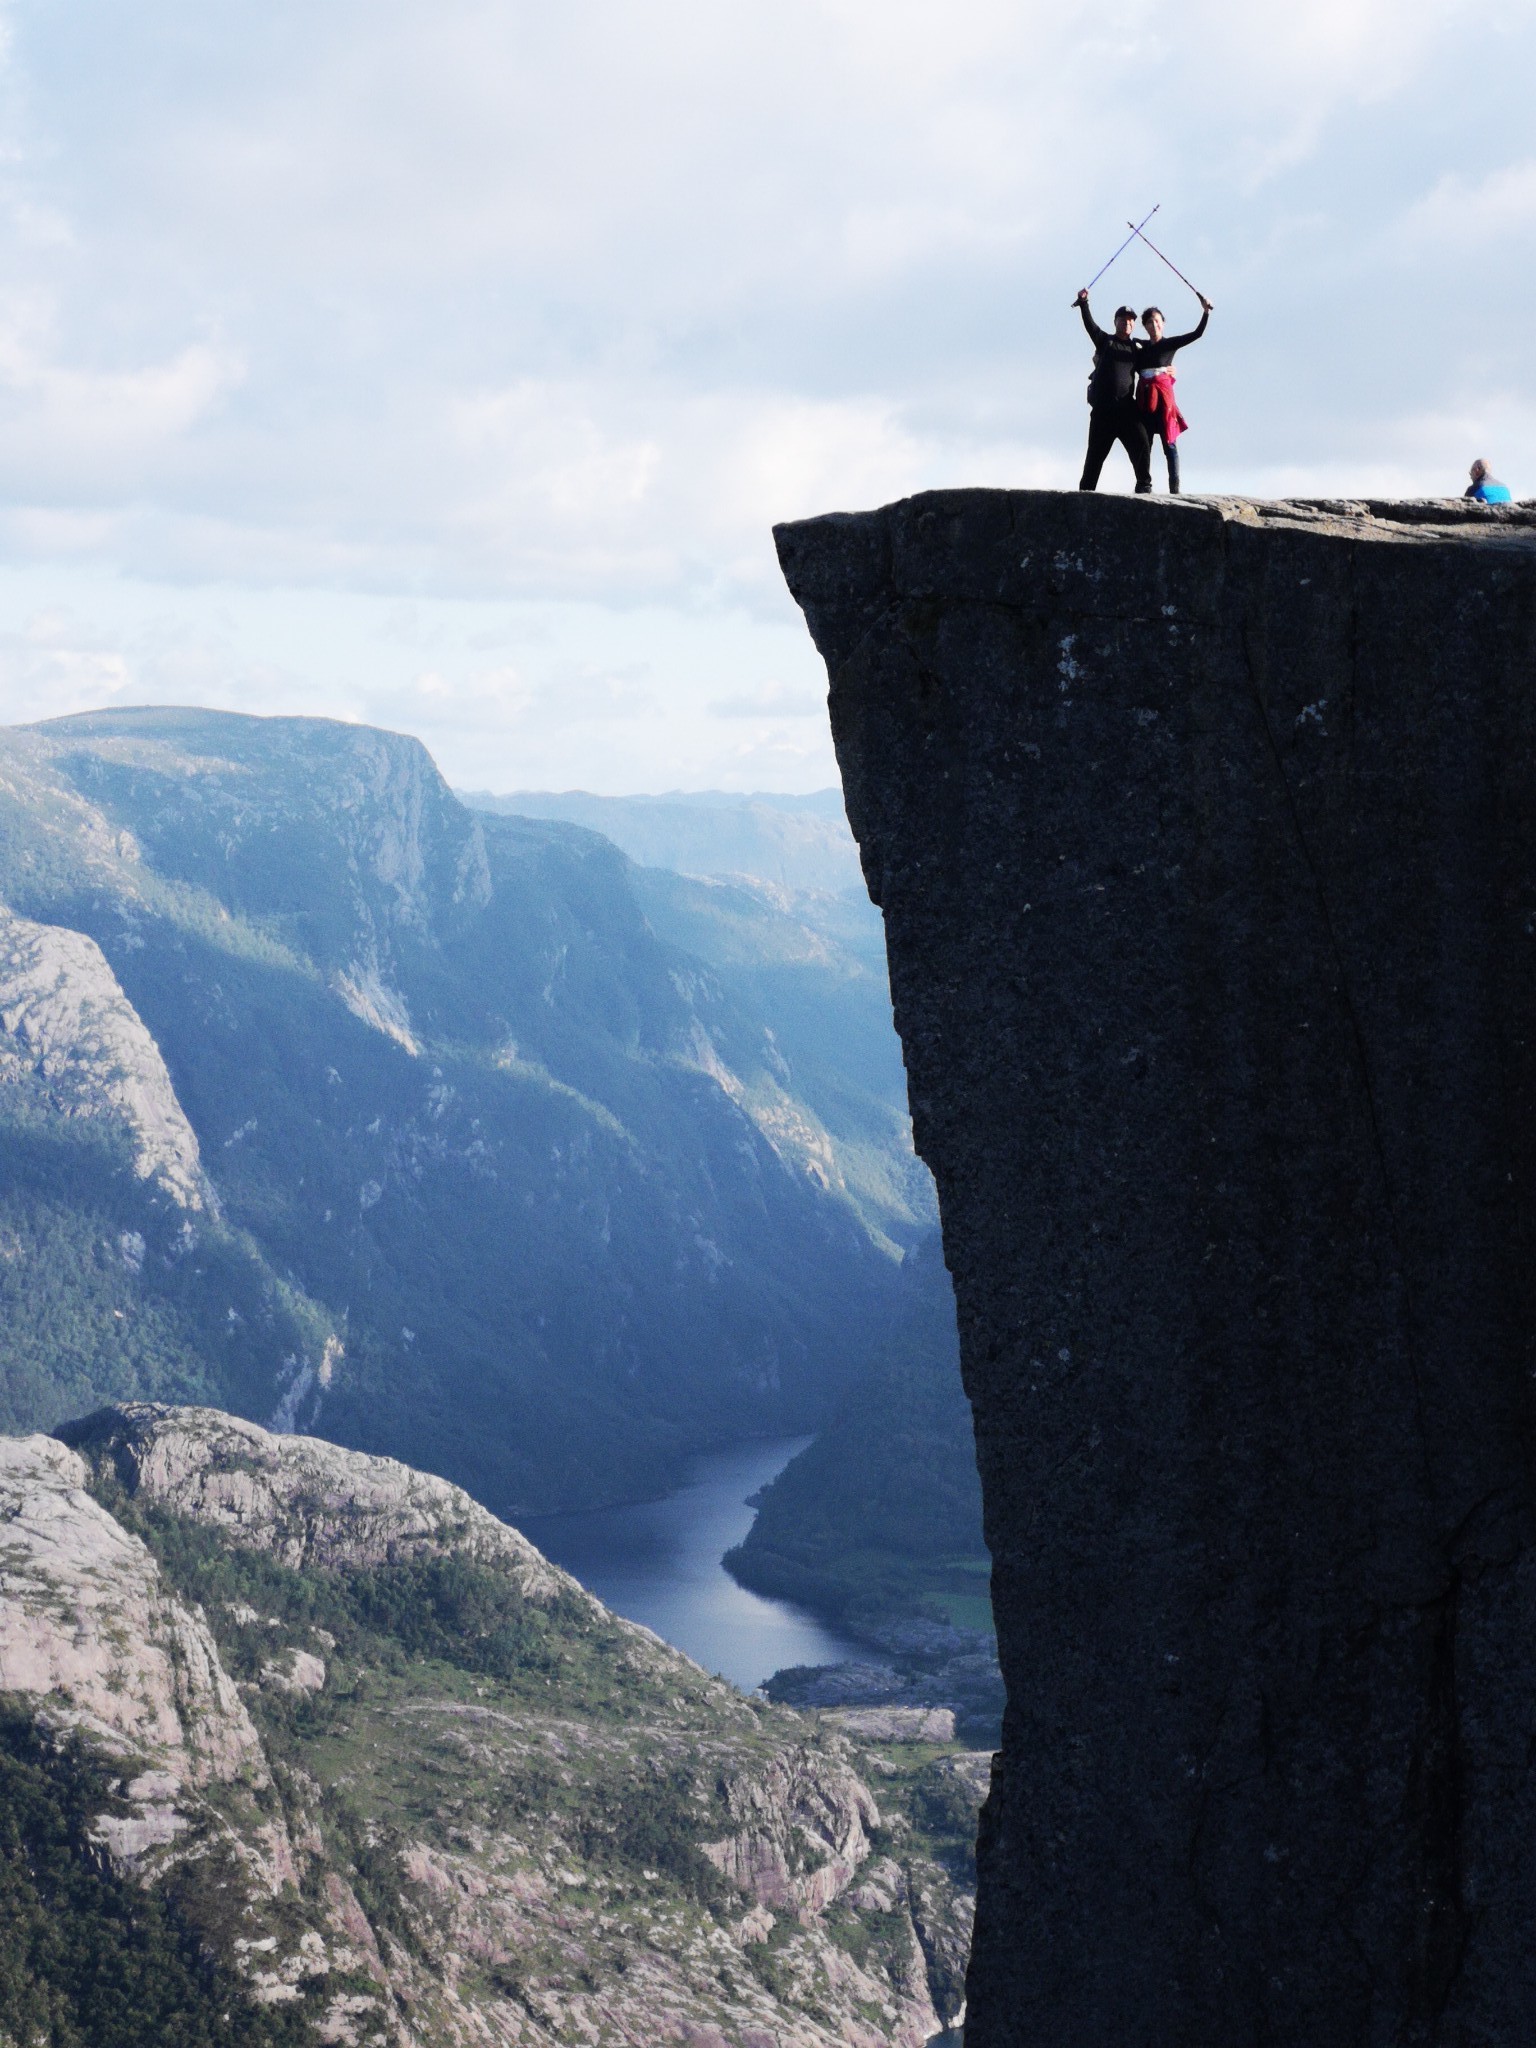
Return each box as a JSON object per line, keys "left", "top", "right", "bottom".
{"left": 0, "top": 904, "right": 213, "bottom": 1211}
{"left": 3, "top": 1404, "right": 982, "bottom": 2045}
{"left": 0, "top": 1433, "right": 269, "bottom": 1831}
{"left": 778, "top": 490, "right": 1536, "bottom": 2045}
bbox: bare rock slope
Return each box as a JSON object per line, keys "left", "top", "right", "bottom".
{"left": 0, "top": 902, "right": 210, "bottom": 1209}
{"left": 98, "top": 1403, "right": 566, "bottom": 1591}
{"left": 0, "top": 1433, "right": 264, "bottom": 1819}
{"left": 4, "top": 1404, "right": 980, "bottom": 2045}
{"left": 778, "top": 489, "right": 1536, "bottom": 2046}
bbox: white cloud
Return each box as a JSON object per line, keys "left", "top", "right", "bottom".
{"left": 0, "top": 613, "right": 134, "bottom": 724}
{"left": 1398, "top": 159, "right": 1536, "bottom": 244}
{"left": 710, "top": 680, "right": 825, "bottom": 720}
{"left": 0, "top": 328, "right": 244, "bottom": 477}
{"left": 0, "top": 0, "right": 1525, "bottom": 785}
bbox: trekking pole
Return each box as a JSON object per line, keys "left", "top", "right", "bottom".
{"left": 1126, "top": 219, "right": 1208, "bottom": 304}
{"left": 1072, "top": 204, "right": 1159, "bottom": 307}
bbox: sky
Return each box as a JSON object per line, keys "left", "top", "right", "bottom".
{"left": 0, "top": 0, "right": 1529, "bottom": 791}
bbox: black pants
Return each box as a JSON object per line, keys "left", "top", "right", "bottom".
{"left": 1079, "top": 401, "right": 1151, "bottom": 492}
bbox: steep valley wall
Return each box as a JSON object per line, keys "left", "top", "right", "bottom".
{"left": 777, "top": 490, "right": 1536, "bottom": 2045}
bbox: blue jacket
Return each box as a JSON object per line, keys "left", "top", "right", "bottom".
{"left": 1467, "top": 478, "right": 1513, "bottom": 503}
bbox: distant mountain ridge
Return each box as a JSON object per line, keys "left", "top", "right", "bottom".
{"left": 462, "top": 785, "right": 937, "bottom": 1254}
{"left": 0, "top": 708, "right": 904, "bottom": 1513}
{"left": 459, "top": 786, "right": 866, "bottom": 897}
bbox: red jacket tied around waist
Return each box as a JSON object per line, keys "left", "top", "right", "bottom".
{"left": 1139, "top": 371, "right": 1187, "bottom": 443}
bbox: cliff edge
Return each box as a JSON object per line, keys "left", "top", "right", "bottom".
{"left": 776, "top": 489, "right": 1536, "bottom": 2045}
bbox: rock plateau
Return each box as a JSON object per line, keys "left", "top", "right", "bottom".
{"left": 778, "top": 489, "right": 1536, "bottom": 2045}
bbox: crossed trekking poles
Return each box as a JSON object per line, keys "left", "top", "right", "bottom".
{"left": 1074, "top": 205, "right": 1208, "bottom": 306}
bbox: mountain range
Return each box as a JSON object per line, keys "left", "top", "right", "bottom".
{"left": 461, "top": 787, "right": 935, "bottom": 1259}
{"left": 458, "top": 788, "right": 866, "bottom": 898}
{"left": 0, "top": 709, "right": 920, "bottom": 1514}
{"left": 0, "top": 711, "right": 996, "bottom": 2037}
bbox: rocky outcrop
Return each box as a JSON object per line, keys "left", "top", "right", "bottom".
{"left": 778, "top": 490, "right": 1536, "bottom": 2044}
{"left": 63, "top": 1402, "right": 570, "bottom": 1599}
{"left": 6, "top": 1405, "right": 977, "bottom": 2044}
{"left": 0, "top": 1433, "right": 295, "bottom": 1898}
{"left": 703, "top": 1745, "right": 877, "bottom": 1914}
{"left": 826, "top": 1707, "right": 955, "bottom": 1743}
{"left": 0, "top": 1433, "right": 263, "bottom": 1789}
{"left": 0, "top": 903, "right": 210, "bottom": 1208}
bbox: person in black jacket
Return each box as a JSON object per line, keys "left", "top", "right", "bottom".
{"left": 1074, "top": 292, "right": 1151, "bottom": 493}
{"left": 1136, "top": 299, "right": 1211, "bottom": 493}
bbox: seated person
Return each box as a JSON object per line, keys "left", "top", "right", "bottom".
{"left": 1466, "top": 458, "right": 1513, "bottom": 504}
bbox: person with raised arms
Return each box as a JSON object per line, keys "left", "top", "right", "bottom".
{"left": 1074, "top": 292, "right": 1152, "bottom": 494}
{"left": 1136, "top": 297, "right": 1212, "bottom": 495}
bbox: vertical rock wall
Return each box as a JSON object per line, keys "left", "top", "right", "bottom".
{"left": 776, "top": 490, "right": 1536, "bottom": 2045}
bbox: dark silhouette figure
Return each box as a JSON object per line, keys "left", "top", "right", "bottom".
{"left": 1075, "top": 293, "right": 1151, "bottom": 493}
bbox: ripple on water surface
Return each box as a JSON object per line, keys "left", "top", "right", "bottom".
{"left": 518, "top": 1437, "right": 869, "bottom": 1692}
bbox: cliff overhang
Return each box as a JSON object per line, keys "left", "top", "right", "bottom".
{"left": 778, "top": 489, "right": 1536, "bottom": 2045}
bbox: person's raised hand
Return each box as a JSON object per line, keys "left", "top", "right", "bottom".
{"left": 1076, "top": 288, "right": 1088, "bottom": 303}
{"left": 1199, "top": 294, "right": 1213, "bottom": 312}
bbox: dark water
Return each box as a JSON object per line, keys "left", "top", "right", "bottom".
{"left": 520, "top": 1436, "right": 868, "bottom": 1691}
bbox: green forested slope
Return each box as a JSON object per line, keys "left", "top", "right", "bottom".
{"left": 0, "top": 1107, "right": 333, "bottom": 1441}
{"left": 628, "top": 865, "right": 935, "bottom": 1252}
{"left": 0, "top": 1703, "right": 306, "bottom": 2048}
{"left": 465, "top": 785, "right": 937, "bottom": 1253}
{"left": 726, "top": 1234, "right": 990, "bottom": 1632}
